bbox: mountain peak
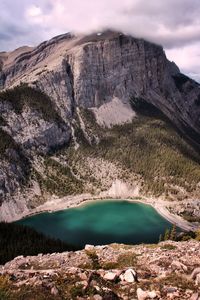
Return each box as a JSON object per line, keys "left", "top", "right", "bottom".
{"left": 0, "top": 31, "right": 200, "bottom": 223}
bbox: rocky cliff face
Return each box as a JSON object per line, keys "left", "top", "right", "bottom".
{"left": 0, "top": 30, "right": 200, "bottom": 222}
{"left": 1, "top": 240, "right": 200, "bottom": 299}
{"left": 1, "top": 30, "right": 200, "bottom": 145}
{"left": 0, "top": 86, "right": 71, "bottom": 220}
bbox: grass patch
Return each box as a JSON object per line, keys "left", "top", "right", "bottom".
{"left": 101, "top": 262, "right": 118, "bottom": 270}
{"left": 0, "top": 276, "right": 11, "bottom": 300}
{"left": 160, "top": 244, "right": 177, "bottom": 250}
{"left": 159, "top": 273, "right": 197, "bottom": 291}
{"left": 116, "top": 252, "right": 138, "bottom": 268}
{"left": 85, "top": 249, "right": 101, "bottom": 269}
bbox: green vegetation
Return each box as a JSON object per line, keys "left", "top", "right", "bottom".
{"left": 116, "top": 252, "right": 138, "bottom": 268}
{"left": 85, "top": 249, "right": 101, "bottom": 269}
{"left": 0, "top": 85, "right": 62, "bottom": 123}
{"left": 56, "top": 273, "right": 119, "bottom": 300}
{"left": 159, "top": 224, "right": 177, "bottom": 242}
{"left": 180, "top": 212, "right": 200, "bottom": 223}
{"left": 33, "top": 157, "right": 84, "bottom": 197}
{"left": 159, "top": 225, "right": 177, "bottom": 242}
{"left": 1, "top": 85, "right": 199, "bottom": 200}
{"left": 170, "top": 224, "right": 177, "bottom": 240}
{"left": 0, "top": 222, "right": 79, "bottom": 265}
{"left": 161, "top": 244, "right": 177, "bottom": 250}
{"left": 0, "top": 129, "right": 17, "bottom": 158}
{"left": 0, "top": 276, "right": 10, "bottom": 300}
{"left": 0, "top": 274, "right": 65, "bottom": 300}
{"left": 85, "top": 249, "right": 137, "bottom": 270}
{"left": 64, "top": 104, "right": 200, "bottom": 197}
{"left": 0, "top": 115, "right": 6, "bottom": 126}
{"left": 164, "top": 228, "right": 170, "bottom": 241}
{"left": 159, "top": 273, "right": 197, "bottom": 291}
{"left": 0, "top": 128, "right": 30, "bottom": 185}
{"left": 176, "top": 230, "right": 200, "bottom": 241}
{"left": 159, "top": 225, "right": 200, "bottom": 243}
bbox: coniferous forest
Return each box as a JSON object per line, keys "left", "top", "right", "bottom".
{"left": 0, "top": 222, "right": 80, "bottom": 265}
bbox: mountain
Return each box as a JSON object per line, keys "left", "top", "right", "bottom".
{"left": 0, "top": 30, "right": 200, "bottom": 223}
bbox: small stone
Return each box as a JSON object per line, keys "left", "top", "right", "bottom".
{"left": 80, "top": 280, "right": 88, "bottom": 288}
{"left": 171, "top": 260, "right": 187, "bottom": 272}
{"left": 85, "top": 244, "right": 94, "bottom": 251}
{"left": 195, "top": 274, "right": 200, "bottom": 285}
{"left": 79, "top": 272, "right": 87, "bottom": 281}
{"left": 190, "top": 293, "right": 199, "bottom": 300}
{"left": 165, "top": 287, "right": 177, "bottom": 293}
{"left": 94, "top": 286, "right": 101, "bottom": 292}
{"left": 137, "top": 288, "right": 148, "bottom": 300}
{"left": 103, "top": 271, "right": 118, "bottom": 281}
{"left": 68, "top": 267, "right": 78, "bottom": 274}
{"left": 51, "top": 286, "right": 58, "bottom": 296}
{"left": 93, "top": 295, "right": 102, "bottom": 300}
{"left": 148, "top": 290, "right": 158, "bottom": 299}
{"left": 191, "top": 268, "right": 200, "bottom": 280}
{"left": 123, "top": 268, "right": 137, "bottom": 283}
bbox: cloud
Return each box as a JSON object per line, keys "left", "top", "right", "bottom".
{"left": 166, "top": 41, "right": 200, "bottom": 82}
{"left": 25, "top": 0, "right": 200, "bottom": 49}
{"left": 26, "top": 5, "right": 43, "bottom": 18}
{"left": 0, "top": 0, "right": 200, "bottom": 81}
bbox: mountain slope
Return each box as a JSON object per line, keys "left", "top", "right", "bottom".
{"left": 1, "top": 31, "right": 200, "bottom": 146}
{"left": 0, "top": 31, "right": 200, "bottom": 223}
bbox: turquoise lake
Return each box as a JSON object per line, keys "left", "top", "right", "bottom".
{"left": 16, "top": 200, "right": 173, "bottom": 247}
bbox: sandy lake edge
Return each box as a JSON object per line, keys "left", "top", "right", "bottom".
{"left": 12, "top": 193, "right": 199, "bottom": 232}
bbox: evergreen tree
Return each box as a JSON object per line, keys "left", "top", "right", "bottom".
{"left": 170, "top": 224, "right": 177, "bottom": 241}
{"left": 0, "top": 222, "right": 80, "bottom": 264}
{"left": 164, "top": 228, "right": 170, "bottom": 241}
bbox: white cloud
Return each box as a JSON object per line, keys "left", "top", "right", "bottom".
{"left": 0, "top": 0, "right": 200, "bottom": 81}
{"left": 26, "top": 5, "right": 44, "bottom": 24}
{"left": 25, "top": 0, "right": 200, "bottom": 48}
{"left": 26, "top": 5, "right": 42, "bottom": 18}
{"left": 166, "top": 42, "right": 200, "bottom": 82}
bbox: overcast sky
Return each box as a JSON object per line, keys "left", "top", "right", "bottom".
{"left": 1, "top": 0, "right": 200, "bottom": 82}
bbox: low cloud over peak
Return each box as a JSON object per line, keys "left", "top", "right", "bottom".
{"left": 1, "top": 0, "right": 200, "bottom": 81}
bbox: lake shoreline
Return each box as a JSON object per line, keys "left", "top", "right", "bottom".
{"left": 12, "top": 194, "right": 199, "bottom": 232}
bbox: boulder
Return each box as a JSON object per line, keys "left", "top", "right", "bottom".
{"left": 190, "top": 293, "right": 199, "bottom": 300}
{"left": 93, "top": 295, "right": 103, "bottom": 300}
{"left": 51, "top": 286, "right": 58, "bottom": 296}
{"left": 191, "top": 268, "right": 200, "bottom": 280}
{"left": 171, "top": 260, "right": 187, "bottom": 272}
{"left": 85, "top": 244, "right": 95, "bottom": 251}
{"left": 148, "top": 290, "right": 158, "bottom": 299}
{"left": 137, "top": 288, "right": 148, "bottom": 300}
{"left": 103, "top": 271, "right": 118, "bottom": 281}
{"left": 120, "top": 268, "right": 138, "bottom": 283}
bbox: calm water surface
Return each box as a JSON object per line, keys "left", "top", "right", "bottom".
{"left": 17, "top": 200, "right": 173, "bottom": 247}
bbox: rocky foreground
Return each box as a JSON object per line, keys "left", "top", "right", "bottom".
{"left": 0, "top": 240, "right": 200, "bottom": 299}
